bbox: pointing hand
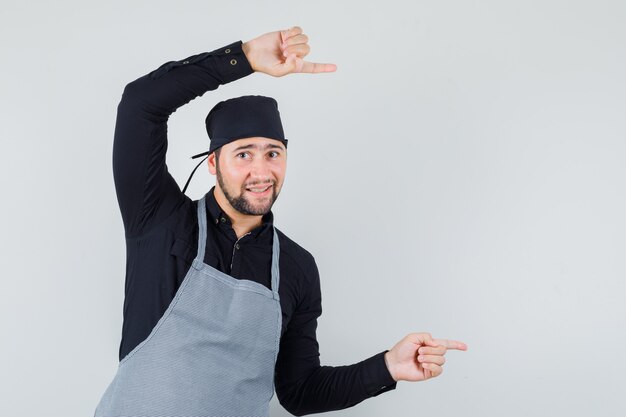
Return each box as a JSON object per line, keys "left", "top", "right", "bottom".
{"left": 384, "top": 332, "right": 467, "bottom": 382}
{"left": 242, "top": 26, "right": 337, "bottom": 77}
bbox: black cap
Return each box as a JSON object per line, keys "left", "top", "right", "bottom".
{"left": 206, "top": 95, "right": 288, "bottom": 153}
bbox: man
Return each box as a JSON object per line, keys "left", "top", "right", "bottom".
{"left": 95, "top": 26, "right": 467, "bottom": 417}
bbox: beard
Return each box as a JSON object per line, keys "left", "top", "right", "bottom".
{"left": 216, "top": 166, "right": 280, "bottom": 216}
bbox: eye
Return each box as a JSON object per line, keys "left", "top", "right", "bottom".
{"left": 268, "top": 151, "right": 279, "bottom": 158}
{"left": 237, "top": 152, "right": 250, "bottom": 159}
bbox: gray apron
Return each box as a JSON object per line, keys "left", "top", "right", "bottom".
{"left": 94, "top": 193, "right": 282, "bottom": 417}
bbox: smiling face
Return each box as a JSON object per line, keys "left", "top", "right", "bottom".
{"left": 207, "top": 137, "right": 287, "bottom": 216}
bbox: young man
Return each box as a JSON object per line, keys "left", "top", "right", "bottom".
{"left": 95, "top": 26, "right": 467, "bottom": 417}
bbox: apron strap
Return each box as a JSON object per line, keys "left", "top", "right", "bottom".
{"left": 270, "top": 226, "right": 280, "bottom": 297}
{"left": 195, "top": 194, "right": 208, "bottom": 263}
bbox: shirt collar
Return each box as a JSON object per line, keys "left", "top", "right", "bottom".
{"left": 206, "top": 186, "right": 274, "bottom": 239}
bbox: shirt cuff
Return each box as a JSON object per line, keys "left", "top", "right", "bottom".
{"left": 206, "top": 40, "right": 254, "bottom": 85}
{"left": 360, "top": 350, "right": 398, "bottom": 397}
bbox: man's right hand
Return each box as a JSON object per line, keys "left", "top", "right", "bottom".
{"left": 242, "top": 26, "right": 337, "bottom": 76}
{"left": 384, "top": 332, "right": 468, "bottom": 382}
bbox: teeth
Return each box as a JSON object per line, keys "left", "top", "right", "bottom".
{"left": 248, "top": 185, "right": 270, "bottom": 193}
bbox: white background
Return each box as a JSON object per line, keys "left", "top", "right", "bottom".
{"left": 1, "top": 1, "right": 625, "bottom": 416}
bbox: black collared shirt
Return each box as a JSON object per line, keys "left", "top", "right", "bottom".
{"left": 111, "top": 39, "right": 396, "bottom": 416}
{"left": 205, "top": 186, "right": 275, "bottom": 280}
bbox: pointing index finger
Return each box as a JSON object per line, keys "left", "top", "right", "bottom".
{"left": 299, "top": 60, "right": 337, "bottom": 73}
{"left": 432, "top": 338, "right": 468, "bottom": 351}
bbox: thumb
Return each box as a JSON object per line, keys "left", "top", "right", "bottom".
{"left": 423, "top": 336, "right": 439, "bottom": 347}
{"left": 284, "top": 53, "right": 300, "bottom": 72}
{"left": 406, "top": 332, "right": 434, "bottom": 346}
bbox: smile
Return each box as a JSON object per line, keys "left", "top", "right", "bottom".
{"left": 245, "top": 184, "right": 272, "bottom": 196}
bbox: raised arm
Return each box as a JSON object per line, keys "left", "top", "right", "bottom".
{"left": 113, "top": 26, "right": 335, "bottom": 238}
{"left": 112, "top": 39, "right": 254, "bottom": 237}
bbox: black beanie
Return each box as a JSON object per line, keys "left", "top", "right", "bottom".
{"left": 206, "top": 95, "right": 288, "bottom": 154}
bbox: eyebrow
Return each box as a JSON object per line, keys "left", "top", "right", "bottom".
{"left": 231, "top": 143, "right": 286, "bottom": 152}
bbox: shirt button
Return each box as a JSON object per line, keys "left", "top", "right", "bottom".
{"left": 235, "top": 243, "right": 240, "bottom": 249}
{"left": 220, "top": 217, "right": 227, "bottom": 223}
{"left": 230, "top": 59, "right": 237, "bottom": 65}
{"left": 214, "top": 218, "right": 219, "bottom": 224}
{"left": 225, "top": 48, "right": 231, "bottom": 54}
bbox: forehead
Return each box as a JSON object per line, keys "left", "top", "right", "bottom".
{"left": 224, "top": 137, "right": 286, "bottom": 151}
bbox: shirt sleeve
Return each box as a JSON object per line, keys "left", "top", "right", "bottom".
{"left": 274, "top": 256, "right": 397, "bottom": 416}
{"left": 112, "top": 40, "right": 254, "bottom": 238}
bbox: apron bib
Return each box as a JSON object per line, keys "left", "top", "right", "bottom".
{"left": 95, "top": 193, "right": 282, "bottom": 417}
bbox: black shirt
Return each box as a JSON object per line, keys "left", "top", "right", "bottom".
{"left": 111, "top": 39, "right": 397, "bottom": 415}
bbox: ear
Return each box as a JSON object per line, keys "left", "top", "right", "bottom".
{"left": 207, "top": 152, "right": 217, "bottom": 175}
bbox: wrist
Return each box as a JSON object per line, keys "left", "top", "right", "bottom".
{"left": 241, "top": 41, "right": 256, "bottom": 72}
{"left": 384, "top": 351, "right": 398, "bottom": 382}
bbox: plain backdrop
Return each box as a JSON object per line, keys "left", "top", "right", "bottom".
{"left": 1, "top": 1, "right": 625, "bottom": 416}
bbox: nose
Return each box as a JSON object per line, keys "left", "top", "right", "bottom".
{"left": 249, "top": 157, "right": 273, "bottom": 183}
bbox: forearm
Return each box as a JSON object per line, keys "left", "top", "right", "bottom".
{"left": 121, "top": 40, "right": 253, "bottom": 112}
{"left": 276, "top": 351, "right": 397, "bottom": 416}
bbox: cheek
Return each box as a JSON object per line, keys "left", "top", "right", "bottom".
{"left": 220, "top": 172, "right": 245, "bottom": 190}
{"left": 273, "top": 171, "right": 286, "bottom": 186}
{"left": 274, "top": 161, "right": 287, "bottom": 178}
{"left": 223, "top": 164, "right": 247, "bottom": 181}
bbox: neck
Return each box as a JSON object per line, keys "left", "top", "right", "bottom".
{"left": 213, "top": 186, "right": 263, "bottom": 239}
